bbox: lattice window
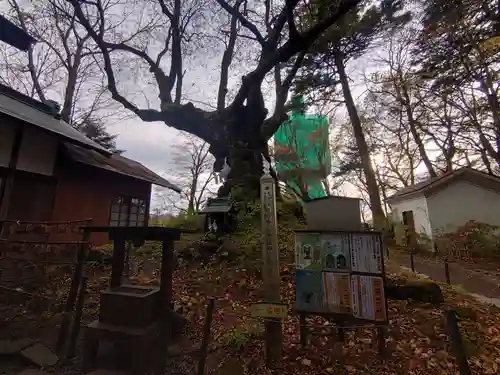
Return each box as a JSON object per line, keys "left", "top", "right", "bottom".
{"left": 109, "top": 196, "right": 146, "bottom": 227}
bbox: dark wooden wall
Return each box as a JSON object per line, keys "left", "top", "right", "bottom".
{"left": 1, "top": 167, "right": 57, "bottom": 221}
{"left": 51, "top": 162, "right": 152, "bottom": 245}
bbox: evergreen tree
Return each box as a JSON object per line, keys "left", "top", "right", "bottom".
{"left": 76, "top": 117, "right": 123, "bottom": 154}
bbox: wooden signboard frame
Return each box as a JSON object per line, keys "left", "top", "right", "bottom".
{"left": 294, "top": 229, "right": 389, "bottom": 353}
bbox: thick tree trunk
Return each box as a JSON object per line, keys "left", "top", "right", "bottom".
{"left": 217, "top": 139, "right": 265, "bottom": 200}
{"left": 215, "top": 100, "right": 270, "bottom": 201}
{"left": 334, "top": 50, "right": 386, "bottom": 228}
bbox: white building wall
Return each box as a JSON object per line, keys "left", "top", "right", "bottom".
{"left": 0, "top": 120, "right": 57, "bottom": 176}
{"left": 427, "top": 180, "right": 500, "bottom": 233}
{"left": 390, "top": 195, "right": 432, "bottom": 238}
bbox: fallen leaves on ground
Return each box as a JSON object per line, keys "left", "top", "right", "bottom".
{"left": 167, "top": 261, "right": 500, "bottom": 375}
{"left": 2, "top": 250, "right": 500, "bottom": 375}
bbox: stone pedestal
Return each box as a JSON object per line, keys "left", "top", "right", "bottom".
{"left": 99, "top": 285, "right": 160, "bottom": 328}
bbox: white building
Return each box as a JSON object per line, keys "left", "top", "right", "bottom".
{"left": 387, "top": 167, "right": 500, "bottom": 239}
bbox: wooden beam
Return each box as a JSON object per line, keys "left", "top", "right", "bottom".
{"left": 144, "top": 187, "right": 151, "bottom": 227}
{"left": 0, "top": 124, "right": 23, "bottom": 221}
{"left": 160, "top": 238, "right": 174, "bottom": 315}
{"left": 110, "top": 237, "right": 126, "bottom": 288}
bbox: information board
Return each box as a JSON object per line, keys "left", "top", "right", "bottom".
{"left": 295, "top": 230, "right": 387, "bottom": 322}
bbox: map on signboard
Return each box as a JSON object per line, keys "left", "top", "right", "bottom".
{"left": 295, "top": 232, "right": 322, "bottom": 269}
{"left": 351, "top": 275, "right": 386, "bottom": 321}
{"left": 321, "top": 234, "right": 350, "bottom": 272}
{"left": 322, "top": 272, "right": 351, "bottom": 313}
{"left": 296, "top": 270, "right": 324, "bottom": 311}
{"left": 294, "top": 230, "right": 387, "bottom": 322}
{"left": 350, "top": 233, "right": 382, "bottom": 274}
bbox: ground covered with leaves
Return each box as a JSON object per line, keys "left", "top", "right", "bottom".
{"left": 160, "top": 206, "right": 500, "bottom": 375}
{"left": 166, "top": 259, "right": 500, "bottom": 375}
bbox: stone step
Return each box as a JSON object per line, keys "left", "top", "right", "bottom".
{"left": 0, "top": 338, "right": 36, "bottom": 355}
{"left": 20, "top": 343, "right": 59, "bottom": 367}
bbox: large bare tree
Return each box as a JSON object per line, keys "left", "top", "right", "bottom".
{"left": 63, "top": 0, "right": 364, "bottom": 199}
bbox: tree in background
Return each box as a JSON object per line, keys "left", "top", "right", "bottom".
{"left": 365, "top": 28, "right": 439, "bottom": 178}
{"left": 75, "top": 117, "right": 123, "bottom": 153}
{"left": 293, "top": 0, "right": 410, "bottom": 227}
{"left": 0, "top": 0, "right": 120, "bottom": 145}
{"left": 361, "top": 4, "right": 499, "bottom": 181}
{"left": 159, "top": 133, "right": 215, "bottom": 214}
{"left": 413, "top": 0, "right": 499, "bottom": 168}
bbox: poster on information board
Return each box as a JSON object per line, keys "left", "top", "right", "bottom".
{"left": 321, "top": 234, "right": 350, "bottom": 272}
{"left": 322, "top": 272, "right": 351, "bottom": 313}
{"left": 351, "top": 275, "right": 386, "bottom": 321}
{"left": 295, "top": 232, "right": 322, "bottom": 270}
{"left": 294, "top": 230, "right": 387, "bottom": 323}
{"left": 350, "top": 233, "right": 383, "bottom": 274}
{"left": 296, "top": 269, "right": 324, "bottom": 311}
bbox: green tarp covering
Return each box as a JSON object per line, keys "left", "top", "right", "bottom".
{"left": 274, "top": 98, "right": 331, "bottom": 200}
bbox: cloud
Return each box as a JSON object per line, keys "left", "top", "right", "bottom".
{"left": 109, "top": 118, "right": 180, "bottom": 176}
{"left": 107, "top": 118, "right": 187, "bottom": 209}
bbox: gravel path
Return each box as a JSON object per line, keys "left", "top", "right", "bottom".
{"left": 388, "top": 252, "right": 500, "bottom": 301}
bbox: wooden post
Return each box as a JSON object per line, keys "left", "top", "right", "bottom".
{"left": 124, "top": 240, "right": 132, "bottom": 277}
{"left": 160, "top": 238, "right": 174, "bottom": 318}
{"left": 336, "top": 320, "right": 345, "bottom": 343}
{"left": 0, "top": 125, "right": 23, "bottom": 221}
{"left": 197, "top": 297, "right": 215, "bottom": 375}
{"left": 376, "top": 326, "right": 387, "bottom": 358}
{"left": 56, "top": 230, "right": 89, "bottom": 353}
{"left": 110, "top": 237, "right": 126, "bottom": 288}
{"left": 410, "top": 252, "right": 415, "bottom": 272}
{"left": 299, "top": 313, "right": 307, "bottom": 349}
{"left": 444, "top": 258, "right": 451, "bottom": 284}
{"left": 260, "top": 168, "right": 283, "bottom": 367}
{"left": 67, "top": 277, "right": 87, "bottom": 358}
{"left": 155, "top": 237, "right": 174, "bottom": 375}
{"left": 445, "top": 310, "right": 471, "bottom": 375}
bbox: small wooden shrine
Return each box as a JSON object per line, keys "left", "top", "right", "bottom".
{"left": 81, "top": 226, "right": 182, "bottom": 375}
{"left": 199, "top": 197, "right": 235, "bottom": 235}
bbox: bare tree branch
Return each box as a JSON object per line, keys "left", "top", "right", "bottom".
{"left": 217, "top": 0, "right": 243, "bottom": 110}
{"left": 230, "top": 0, "right": 362, "bottom": 112}
{"left": 215, "top": 0, "right": 266, "bottom": 45}
{"left": 8, "top": 0, "right": 46, "bottom": 101}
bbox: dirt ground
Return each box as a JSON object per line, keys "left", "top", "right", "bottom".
{"left": 388, "top": 250, "right": 500, "bottom": 300}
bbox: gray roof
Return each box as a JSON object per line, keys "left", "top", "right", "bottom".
{"left": 65, "top": 143, "right": 181, "bottom": 192}
{"left": 387, "top": 167, "right": 500, "bottom": 203}
{"left": 200, "top": 198, "right": 232, "bottom": 214}
{"left": 0, "top": 15, "right": 37, "bottom": 51}
{"left": 0, "top": 85, "right": 109, "bottom": 154}
{"left": 0, "top": 84, "right": 180, "bottom": 192}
